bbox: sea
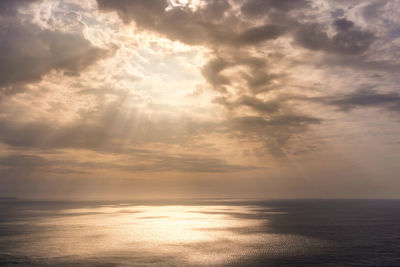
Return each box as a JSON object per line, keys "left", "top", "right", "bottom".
{"left": 0, "top": 199, "right": 399, "bottom": 266}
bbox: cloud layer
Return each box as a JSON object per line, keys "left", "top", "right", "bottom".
{"left": 1, "top": 0, "right": 400, "bottom": 199}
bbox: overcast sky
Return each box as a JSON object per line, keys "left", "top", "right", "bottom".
{"left": 1, "top": 0, "right": 400, "bottom": 199}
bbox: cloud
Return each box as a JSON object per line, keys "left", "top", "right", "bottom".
{"left": 333, "top": 18, "right": 354, "bottom": 31}
{"left": 0, "top": 154, "right": 87, "bottom": 179}
{"left": 0, "top": 118, "right": 112, "bottom": 151}
{"left": 319, "top": 88, "right": 400, "bottom": 112}
{"left": 116, "top": 155, "right": 257, "bottom": 173}
{"left": 0, "top": 0, "right": 395, "bottom": 161}
{"left": 230, "top": 114, "right": 321, "bottom": 156}
{"left": 201, "top": 58, "right": 231, "bottom": 91}
{"left": 0, "top": 2, "right": 110, "bottom": 93}
{"left": 240, "top": 0, "right": 311, "bottom": 18}
{"left": 97, "top": 0, "right": 288, "bottom": 48}
{"left": 295, "top": 19, "right": 375, "bottom": 54}
{"left": 0, "top": 21, "right": 108, "bottom": 88}
{"left": 0, "top": 152, "right": 255, "bottom": 178}
{"left": 201, "top": 53, "right": 280, "bottom": 94}
{"left": 0, "top": 0, "right": 38, "bottom": 16}
{"left": 0, "top": 95, "right": 220, "bottom": 154}
{"left": 1, "top": 0, "right": 400, "bottom": 199}
{"left": 95, "top": 0, "right": 322, "bottom": 156}
{"left": 235, "top": 24, "right": 286, "bottom": 45}
{"left": 97, "top": 0, "right": 235, "bottom": 46}
{"left": 215, "top": 95, "right": 281, "bottom": 114}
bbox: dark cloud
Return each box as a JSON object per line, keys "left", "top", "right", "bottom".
{"left": 97, "top": 0, "right": 287, "bottom": 48}
{"left": 295, "top": 23, "right": 330, "bottom": 51}
{"left": 320, "top": 55, "right": 400, "bottom": 74}
{"left": 232, "top": 114, "right": 320, "bottom": 128}
{"left": 320, "top": 88, "right": 400, "bottom": 112}
{"left": 242, "top": 71, "right": 280, "bottom": 93}
{"left": 0, "top": 21, "right": 108, "bottom": 89}
{"left": 97, "top": 0, "right": 168, "bottom": 25}
{"left": 230, "top": 114, "right": 321, "bottom": 156}
{"left": 0, "top": 0, "right": 38, "bottom": 15}
{"left": 331, "top": 9, "right": 344, "bottom": 19}
{"left": 240, "top": 0, "right": 310, "bottom": 18}
{"left": 235, "top": 24, "right": 286, "bottom": 45}
{"left": 201, "top": 54, "right": 279, "bottom": 94}
{"left": 362, "top": 1, "right": 388, "bottom": 21}
{"left": 239, "top": 96, "right": 280, "bottom": 113}
{"left": 333, "top": 18, "right": 354, "bottom": 31}
{"left": 97, "top": 0, "right": 237, "bottom": 46}
{"left": 331, "top": 27, "right": 374, "bottom": 54}
{"left": 0, "top": 3, "right": 111, "bottom": 93}
{"left": 295, "top": 20, "right": 375, "bottom": 54}
{"left": 201, "top": 58, "right": 231, "bottom": 91}
{"left": 215, "top": 95, "right": 281, "bottom": 114}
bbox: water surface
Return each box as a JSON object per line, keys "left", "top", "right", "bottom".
{"left": 0, "top": 199, "right": 399, "bottom": 266}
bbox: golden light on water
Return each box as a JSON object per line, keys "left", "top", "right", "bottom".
{"left": 9, "top": 204, "right": 325, "bottom": 265}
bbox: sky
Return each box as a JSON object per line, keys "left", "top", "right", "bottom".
{"left": 1, "top": 0, "right": 400, "bottom": 200}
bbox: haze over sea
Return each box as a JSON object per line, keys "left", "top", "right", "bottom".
{"left": 1, "top": 199, "right": 399, "bottom": 266}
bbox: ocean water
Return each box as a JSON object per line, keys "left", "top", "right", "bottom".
{"left": 0, "top": 199, "right": 399, "bottom": 266}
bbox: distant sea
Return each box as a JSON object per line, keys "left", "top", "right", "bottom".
{"left": 0, "top": 199, "right": 399, "bottom": 266}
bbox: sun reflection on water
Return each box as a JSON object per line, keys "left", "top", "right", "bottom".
{"left": 7, "top": 204, "right": 325, "bottom": 265}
